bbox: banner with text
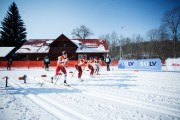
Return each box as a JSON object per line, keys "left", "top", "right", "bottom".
{"left": 166, "top": 58, "right": 180, "bottom": 71}
{"left": 118, "top": 58, "right": 161, "bottom": 70}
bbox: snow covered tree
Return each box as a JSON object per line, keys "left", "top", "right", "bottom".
{"left": 0, "top": 2, "right": 27, "bottom": 49}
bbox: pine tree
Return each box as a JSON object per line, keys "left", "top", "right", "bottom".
{"left": 0, "top": 2, "right": 26, "bottom": 49}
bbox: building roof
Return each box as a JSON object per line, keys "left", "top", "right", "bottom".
{"left": 71, "top": 39, "right": 109, "bottom": 53}
{"left": 16, "top": 39, "right": 54, "bottom": 53}
{"left": 16, "top": 35, "right": 109, "bottom": 54}
{"left": 0, "top": 47, "right": 15, "bottom": 57}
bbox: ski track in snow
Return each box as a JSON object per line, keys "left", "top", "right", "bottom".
{"left": 0, "top": 67, "right": 180, "bottom": 120}
{"left": 7, "top": 77, "right": 91, "bottom": 120}
{"left": 82, "top": 90, "right": 180, "bottom": 117}
{"left": 30, "top": 73, "right": 180, "bottom": 106}
{"left": 28, "top": 73, "right": 180, "bottom": 117}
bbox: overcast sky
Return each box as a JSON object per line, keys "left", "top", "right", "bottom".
{"left": 0, "top": 0, "right": 179, "bottom": 39}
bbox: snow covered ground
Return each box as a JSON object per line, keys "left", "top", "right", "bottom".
{"left": 0, "top": 66, "right": 180, "bottom": 120}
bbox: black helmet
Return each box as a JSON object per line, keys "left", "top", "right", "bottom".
{"left": 62, "top": 51, "right": 67, "bottom": 55}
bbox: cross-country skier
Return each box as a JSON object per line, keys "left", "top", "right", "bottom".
{"left": 92, "top": 58, "right": 100, "bottom": 75}
{"left": 75, "top": 55, "right": 87, "bottom": 82}
{"left": 55, "top": 51, "right": 69, "bottom": 84}
{"left": 87, "top": 59, "right": 94, "bottom": 77}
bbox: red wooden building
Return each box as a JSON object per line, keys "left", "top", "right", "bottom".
{"left": 15, "top": 34, "right": 109, "bottom": 60}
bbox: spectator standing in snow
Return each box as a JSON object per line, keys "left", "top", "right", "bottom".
{"left": 44, "top": 56, "right": 50, "bottom": 71}
{"left": 55, "top": 51, "right": 69, "bottom": 84}
{"left": 105, "top": 54, "right": 111, "bottom": 71}
{"left": 75, "top": 56, "right": 86, "bottom": 82}
{"left": 7, "top": 58, "right": 13, "bottom": 70}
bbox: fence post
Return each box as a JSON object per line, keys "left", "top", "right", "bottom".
{"left": 5, "top": 76, "right": 8, "bottom": 87}
{"left": 24, "top": 75, "right": 27, "bottom": 83}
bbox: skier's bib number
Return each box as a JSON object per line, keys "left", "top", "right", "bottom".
{"left": 45, "top": 59, "right": 49, "bottom": 62}
{"left": 106, "top": 58, "right": 110, "bottom": 62}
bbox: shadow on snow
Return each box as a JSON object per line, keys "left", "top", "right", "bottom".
{"left": 1, "top": 86, "right": 81, "bottom": 95}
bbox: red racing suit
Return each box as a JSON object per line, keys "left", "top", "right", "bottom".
{"left": 75, "top": 58, "right": 86, "bottom": 78}
{"left": 55, "top": 55, "right": 68, "bottom": 76}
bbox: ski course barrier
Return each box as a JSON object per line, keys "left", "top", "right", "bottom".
{"left": 166, "top": 58, "right": 180, "bottom": 71}
{"left": 0, "top": 60, "right": 118, "bottom": 68}
{"left": 118, "top": 58, "right": 162, "bottom": 70}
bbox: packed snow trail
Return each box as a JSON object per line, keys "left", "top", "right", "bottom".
{"left": 1, "top": 67, "right": 180, "bottom": 120}
{"left": 27, "top": 73, "right": 180, "bottom": 117}
{"left": 129, "top": 87, "right": 180, "bottom": 99}
{"left": 82, "top": 90, "right": 180, "bottom": 117}
{"left": 7, "top": 77, "right": 91, "bottom": 120}
{"left": 16, "top": 70, "right": 180, "bottom": 118}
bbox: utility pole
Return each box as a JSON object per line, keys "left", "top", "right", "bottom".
{"left": 119, "top": 40, "right": 122, "bottom": 59}
{"left": 119, "top": 26, "right": 124, "bottom": 59}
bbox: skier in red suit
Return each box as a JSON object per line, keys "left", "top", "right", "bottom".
{"left": 75, "top": 56, "right": 87, "bottom": 82}
{"left": 87, "top": 59, "right": 94, "bottom": 77}
{"left": 55, "top": 51, "right": 69, "bottom": 84}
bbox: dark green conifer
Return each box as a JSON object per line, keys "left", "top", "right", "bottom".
{"left": 0, "top": 2, "right": 26, "bottom": 49}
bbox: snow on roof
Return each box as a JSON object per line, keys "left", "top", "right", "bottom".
{"left": 71, "top": 39, "right": 109, "bottom": 53}
{"left": 16, "top": 39, "right": 53, "bottom": 53}
{"left": 0, "top": 47, "right": 15, "bottom": 57}
{"left": 16, "top": 45, "right": 50, "bottom": 53}
{"left": 71, "top": 40, "right": 82, "bottom": 48}
{"left": 16, "top": 38, "right": 109, "bottom": 54}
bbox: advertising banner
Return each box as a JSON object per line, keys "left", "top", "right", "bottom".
{"left": 118, "top": 59, "right": 138, "bottom": 69}
{"left": 118, "top": 58, "right": 161, "bottom": 70}
{"left": 166, "top": 58, "right": 180, "bottom": 71}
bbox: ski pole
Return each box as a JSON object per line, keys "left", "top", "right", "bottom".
{"left": 3, "top": 76, "right": 8, "bottom": 87}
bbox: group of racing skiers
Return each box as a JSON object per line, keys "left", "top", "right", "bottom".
{"left": 54, "top": 51, "right": 111, "bottom": 85}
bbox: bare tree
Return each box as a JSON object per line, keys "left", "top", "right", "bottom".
{"left": 122, "top": 37, "right": 133, "bottom": 59}
{"left": 99, "top": 32, "right": 119, "bottom": 59}
{"left": 99, "top": 33, "right": 110, "bottom": 46}
{"left": 146, "top": 29, "right": 159, "bottom": 58}
{"left": 71, "top": 25, "right": 93, "bottom": 39}
{"left": 133, "top": 34, "right": 144, "bottom": 59}
{"left": 157, "top": 25, "right": 171, "bottom": 58}
{"left": 146, "top": 29, "right": 159, "bottom": 41}
{"left": 110, "top": 32, "right": 120, "bottom": 58}
{"left": 162, "top": 6, "right": 180, "bottom": 58}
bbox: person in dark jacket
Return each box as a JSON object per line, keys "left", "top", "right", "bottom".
{"left": 105, "top": 54, "right": 111, "bottom": 71}
{"left": 7, "top": 58, "right": 13, "bottom": 70}
{"left": 44, "top": 56, "right": 50, "bottom": 71}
